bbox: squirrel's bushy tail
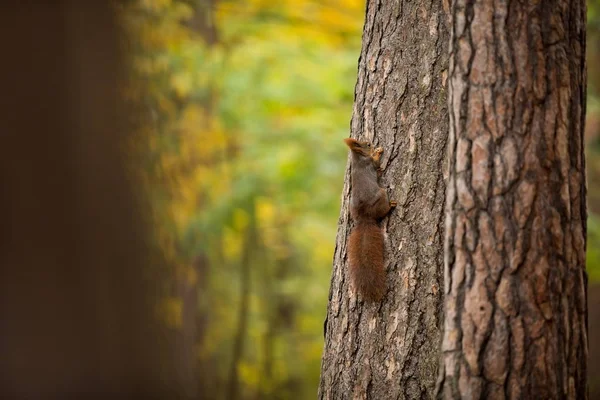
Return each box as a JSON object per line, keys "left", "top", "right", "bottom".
{"left": 347, "top": 221, "right": 385, "bottom": 301}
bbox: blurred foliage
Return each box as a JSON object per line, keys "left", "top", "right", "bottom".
{"left": 119, "top": 0, "right": 363, "bottom": 398}
{"left": 587, "top": 0, "right": 600, "bottom": 283}
{"left": 118, "top": 0, "right": 600, "bottom": 398}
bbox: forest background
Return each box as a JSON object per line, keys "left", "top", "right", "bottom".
{"left": 119, "top": 0, "right": 600, "bottom": 398}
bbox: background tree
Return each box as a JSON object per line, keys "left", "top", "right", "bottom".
{"left": 0, "top": 2, "right": 178, "bottom": 398}
{"left": 318, "top": 0, "right": 449, "bottom": 398}
{"left": 437, "top": 0, "right": 588, "bottom": 398}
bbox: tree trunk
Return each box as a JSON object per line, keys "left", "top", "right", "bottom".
{"left": 437, "top": 0, "right": 587, "bottom": 398}
{"left": 318, "top": 0, "right": 449, "bottom": 398}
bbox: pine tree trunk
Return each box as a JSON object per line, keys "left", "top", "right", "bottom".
{"left": 318, "top": 0, "right": 449, "bottom": 398}
{"left": 437, "top": 0, "right": 588, "bottom": 398}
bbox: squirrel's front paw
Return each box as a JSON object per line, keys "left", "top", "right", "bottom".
{"left": 372, "top": 147, "right": 384, "bottom": 163}
{"left": 390, "top": 201, "right": 397, "bottom": 208}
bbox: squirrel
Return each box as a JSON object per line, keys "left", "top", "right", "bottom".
{"left": 343, "top": 138, "right": 396, "bottom": 302}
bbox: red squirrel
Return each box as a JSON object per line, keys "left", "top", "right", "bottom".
{"left": 343, "top": 138, "right": 396, "bottom": 302}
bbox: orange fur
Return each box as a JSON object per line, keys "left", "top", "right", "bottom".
{"left": 347, "top": 221, "right": 386, "bottom": 301}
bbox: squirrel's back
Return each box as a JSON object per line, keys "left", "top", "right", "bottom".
{"left": 347, "top": 220, "right": 386, "bottom": 301}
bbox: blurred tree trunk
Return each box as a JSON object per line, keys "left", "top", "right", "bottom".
{"left": 0, "top": 2, "right": 179, "bottom": 398}
{"left": 258, "top": 226, "right": 296, "bottom": 399}
{"left": 588, "top": 285, "right": 600, "bottom": 398}
{"left": 189, "top": 0, "right": 219, "bottom": 46}
{"left": 437, "top": 0, "right": 587, "bottom": 398}
{"left": 227, "top": 213, "right": 256, "bottom": 400}
{"left": 318, "top": 0, "right": 449, "bottom": 398}
{"left": 174, "top": 254, "right": 209, "bottom": 399}
{"left": 174, "top": 2, "right": 220, "bottom": 398}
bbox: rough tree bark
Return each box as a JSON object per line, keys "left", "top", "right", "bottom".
{"left": 318, "top": 0, "right": 449, "bottom": 398}
{"left": 437, "top": 0, "right": 587, "bottom": 398}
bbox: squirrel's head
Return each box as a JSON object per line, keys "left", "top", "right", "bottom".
{"left": 344, "top": 138, "right": 374, "bottom": 157}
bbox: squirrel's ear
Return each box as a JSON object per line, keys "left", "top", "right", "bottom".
{"left": 344, "top": 138, "right": 359, "bottom": 149}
